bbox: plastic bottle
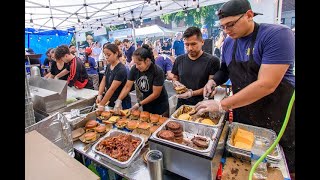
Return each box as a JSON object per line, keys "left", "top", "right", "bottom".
{"left": 251, "top": 137, "right": 269, "bottom": 179}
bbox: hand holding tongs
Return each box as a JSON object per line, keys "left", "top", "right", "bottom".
{"left": 204, "top": 84, "right": 216, "bottom": 100}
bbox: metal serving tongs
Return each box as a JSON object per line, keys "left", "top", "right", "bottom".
{"left": 83, "top": 142, "right": 94, "bottom": 152}
{"left": 204, "top": 84, "right": 216, "bottom": 100}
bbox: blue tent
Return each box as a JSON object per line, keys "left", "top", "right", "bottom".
{"left": 25, "top": 28, "right": 75, "bottom": 63}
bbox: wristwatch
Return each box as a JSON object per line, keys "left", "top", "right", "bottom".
{"left": 138, "top": 102, "right": 142, "bottom": 107}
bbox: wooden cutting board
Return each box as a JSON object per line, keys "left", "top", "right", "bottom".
{"left": 221, "top": 157, "right": 284, "bottom": 180}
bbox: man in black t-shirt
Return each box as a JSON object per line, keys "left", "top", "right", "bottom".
{"left": 171, "top": 27, "right": 220, "bottom": 109}
{"left": 54, "top": 45, "right": 93, "bottom": 89}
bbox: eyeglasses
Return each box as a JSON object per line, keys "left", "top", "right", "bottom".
{"left": 219, "top": 14, "right": 245, "bottom": 31}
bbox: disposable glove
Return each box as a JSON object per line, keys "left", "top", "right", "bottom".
{"left": 195, "top": 99, "right": 225, "bottom": 116}
{"left": 113, "top": 99, "right": 123, "bottom": 114}
{"left": 97, "top": 104, "right": 105, "bottom": 111}
{"left": 96, "top": 95, "right": 103, "bottom": 104}
{"left": 172, "top": 80, "right": 185, "bottom": 88}
{"left": 130, "top": 103, "right": 140, "bottom": 111}
{"left": 176, "top": 89, "right": 193, "bottom": 99}
{"left": 203, "top": 79, "right": 217, "bottom": 99}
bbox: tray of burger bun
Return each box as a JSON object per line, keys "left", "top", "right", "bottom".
{"left": 95, "top": 109, "right": 169, "bottom": 141}
{"left": 152, "top": 119, "right": 220, "bottom": 154}
{"left": 78, "top": 119, "right": 113, "bottom": 144}
{"left": 171, "top": 105, "right": 225, "bottom": 128}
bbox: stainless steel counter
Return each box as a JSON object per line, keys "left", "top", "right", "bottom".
{"left": 73, "top": 122, "right": 291, "bottom": 180}
{"left": 73, "top": 140, "right": 151, "bottom": 180}
{"left": 73, "top": 122, "right": 229, "bottom": 180}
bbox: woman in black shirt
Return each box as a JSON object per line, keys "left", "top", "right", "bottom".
{"left": 114, "top": 44, "right": 169, "bottom": 116}
{"left": 44, "top": 48, "right": 69, "bottom": 80}
{"left": 96, "top": 44, "right": 131, "bottom": 109}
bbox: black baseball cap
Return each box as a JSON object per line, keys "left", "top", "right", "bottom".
{"left": 217, "top": 0, "right": 263, "bottom": 20}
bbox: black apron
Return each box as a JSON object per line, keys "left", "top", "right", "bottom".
{"left": 228, "top": 23, "right": 295, "bottom": 172}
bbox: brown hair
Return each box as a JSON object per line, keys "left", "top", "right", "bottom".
{"left": 54, "top": 45, "right": 70, "bottom": 60}
{"left": 104, "top": 44, "right": 122, "bottom": 58}
{"left": 114, "top": 39, "right": 122, "bottom": 46}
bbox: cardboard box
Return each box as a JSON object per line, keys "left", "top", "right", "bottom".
{"left": 25, "top": 130, "right": 100, "bottom": 180}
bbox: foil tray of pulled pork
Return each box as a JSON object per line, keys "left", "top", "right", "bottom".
{"left": 92, "top": 129, "right": 144, "bottom": 168}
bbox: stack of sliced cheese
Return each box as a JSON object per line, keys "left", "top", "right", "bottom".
{"left": 233, "top": 128, "right": 254, "bottom": 150}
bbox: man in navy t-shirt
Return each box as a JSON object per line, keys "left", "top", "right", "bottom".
{"left": 172, "top": 32, "right": 185, "bottom": 57}
{"left": 123, "top": 39, "right": 135, "bottom": 67}
{"left": 195, "top": 0, "right": 295, "bottom": 175}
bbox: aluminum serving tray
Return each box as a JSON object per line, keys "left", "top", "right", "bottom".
{"left": 171, "top": 105, "right": 225, "bottom": 128}
{"left": 92, "top": 129, "right": 144, "bottom": 168}
{"left": 226, "top": 122, "right": 282, "bottom": 163}
{"left": 151, "top": 119, "right": 219, "bottom": 154}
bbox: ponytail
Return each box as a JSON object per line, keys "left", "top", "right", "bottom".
{"left": 133, "top": 44, "right": 155, "bottom": 64}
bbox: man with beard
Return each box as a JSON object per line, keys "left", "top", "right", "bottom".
{"left": 122, "top": 39, "right": 136, "bottom": 67}
{"left": 69, "top": 44, "right": 77, "bottom": 56}
{"left": 171, "top": 27, "right": 220, "bottom": 109}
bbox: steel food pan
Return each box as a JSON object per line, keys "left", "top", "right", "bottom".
{"left": 151, "top": 119, "right": 219, "bottom": 154}
{"left": 226, "top": 122, "right": 281, "bottom": 163}
{"left": 92, "top": 129, "right": 144, "bottom": 168}
{"left": 171, "top": 105, "right": 225, "bottom": 128}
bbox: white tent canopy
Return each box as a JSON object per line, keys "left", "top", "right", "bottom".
{"left": 26, "top": 0, "right": 228, "bottom": 31}
{"left": 135, "top": 25, "right": 175, "bottom": 38}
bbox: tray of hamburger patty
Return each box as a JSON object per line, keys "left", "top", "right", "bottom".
{"left": 226, "top": 122, "right": 282, "bottom": 163}
{"left": 92, "top": 129, "right": 145, "bottom": 168}
{"left": 171, "top": 105, "right": 225, "bottom": 128}
{"left": 151, "top": 119, "right": 219, "bottom": 154}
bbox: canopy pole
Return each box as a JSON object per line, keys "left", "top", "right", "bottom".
{"left": 28, "top": 33, "right": 30, "bottom": 48}
{"left": 276, "top": 0, "right": 283, "bottom": 24}
{"left": 74, "top": 31, "right": 80, "bottom": 57}
{"left": 131, "top": 21, "right": 137, "bottom": 49}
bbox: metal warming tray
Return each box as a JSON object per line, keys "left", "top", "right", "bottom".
{"left": 152, "top": 119, "right": 219, "bottom": 154}
{"left": 92, "top": 129, "right": 144, "bottom": 168}
{"left": 171, "top": 105, "right": 225, "bottom": 128}
{"left": 226, "top": 122, "right": 282, "bottom": 163}
{"left": 29, "top": 76, "right": 67, "bottom": 113}
{"left": 149, "top": 118, "right": 225, "bottom": 180}
{"left": 25, "top": 112, "right": 74, "bottom": 157}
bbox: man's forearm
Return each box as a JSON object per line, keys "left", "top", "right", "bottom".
{"left": 220, "top": 80, "right": 276, "bottom": 110}
{"left": 192, "top": 88, "right": 204, "bottom": 96}
{"left": 55, "top": 69, "right": 69, "bottom": 79}
{"left": 213, "top": 62, "right": 229, "bottom": 86}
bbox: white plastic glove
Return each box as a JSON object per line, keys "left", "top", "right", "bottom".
{"left": 203, "top": 79, "right": 217, "bottom": 99}
{"left": 96, "top": 95, "right": 103, "bottom": 104}
{"left": 176, "top": 89, "right": 193, "bottom": 99}
{"left": 172, "top": 80, "right": 185, "bottom": 88}
{"left": 97, "top": 104, "right": 105, "bottom": 111}
{"left": 195, "top": 99, "right": 225, "bottom": 116}
{"left": 130, "top": 103, "right": 140, "bottom": 111}
{"left": 114, "top": 99, "right": 123, "bottom": 114}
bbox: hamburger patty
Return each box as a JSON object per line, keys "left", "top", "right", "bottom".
{"left": 174, "top": 137, "right": 183, "bottom": 144}
{"left": 191, "top": 137, "right": 209, "bottom": 148}
{"left": 158, "top": 130, "right": 175, "bottom": 141}
{"left": 168, "top": 127, "right": 183, "bottom": 134}
{"left": 166, "top": 121, "right": 181, "bottom": 130}
{"left": 174, "top": 132, "right": 183, "bottom": 137}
